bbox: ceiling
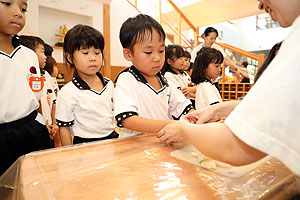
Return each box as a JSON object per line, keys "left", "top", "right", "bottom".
{"left": 162, "top": 0, "right": 265, "bottom": 30}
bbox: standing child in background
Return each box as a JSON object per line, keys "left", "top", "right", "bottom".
{"left": 182, "top": 50, "right": 192, "bottom": 76}
{"left": 161, "top": 45, "right": 195, "bottom": 99}
{"left": 0, "top": 0, "right": 51, "bottom": 175}
{"left": 114, "top": 14, "right": 193, "bottom": 138}
{"left": 191, "top": 47, "right": 224, "bottom": 110}
{"left": 55, "top": 24, "right": 118, "bottom": 146}
{"left": 45, "top": 56, "right": 59, "bottom": 95}
{"left": 45, "top": 56, "right": 61, "bottom": 147}
{"left": 20, "top": 35, "right": 58, "bottom": 146}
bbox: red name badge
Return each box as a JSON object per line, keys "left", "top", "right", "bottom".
{"left": 29, "top": 77, "right": 44, "bottom": 92}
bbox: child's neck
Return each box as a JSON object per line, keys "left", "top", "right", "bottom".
{"left": 142, "top": 73, "right": 162, "bottom": 91}
{"left": 173, "top": 68, "right": 183, "bottom": 75}
{"left": 79, "top": 73, "right": 103, "bottom": 92}
{"left": 0, "top": 36, "right": 14, "bottom": 54}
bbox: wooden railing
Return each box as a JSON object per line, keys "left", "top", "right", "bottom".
{"left": 126, "top": 0, "right": 266, "bottom": 77}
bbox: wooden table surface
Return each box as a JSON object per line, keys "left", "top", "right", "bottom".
{"left": 0, "top": 134, "right": 298, "bottom": 200}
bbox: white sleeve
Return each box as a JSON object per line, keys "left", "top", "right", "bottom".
{"left": 195, "top": 83, "right": 221, "bottom": 110}
{"left": 168, "top": 81, "right": 193, "bottom": 118}
{"left": 114, "top": 73, "right": 139, "bottom": 127}
{"left": 164, "top": 72, "right": 181, "bottom": 89}
{"left": 225, "top": 17, "right": 300, "bottom": 176}
{"left": 55, "top": 84, "right": 76, "bottom": 126}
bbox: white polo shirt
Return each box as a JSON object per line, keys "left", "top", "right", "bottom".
{"left": 195, "top": 81, "right": 222, "bottom": 110}
{"left": 164, "top": 71, "right": 191, "bottom": 90}
{"left": 55, "top": 72, "right": 115, "bottom": 138}
{"left": 114, "top": 66, "right": 193, "bottom": 138}
{"left": 0, "top": 36, "right": 42, "bottom": 123}
{"left": 191, "top": 43, "right": 226, "bottom": 63}
{"left": 225, "top": 16, "right": 300, "bottom": 177}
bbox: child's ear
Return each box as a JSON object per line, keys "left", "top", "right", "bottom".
{"left": 167, "top": 58, "right": 172, "bottom": 65}
{"left": 66, "top": 53, "right": 73, "bottom": 65}
{"left": 123, "top": 48, "right": 133, "bottom": 61}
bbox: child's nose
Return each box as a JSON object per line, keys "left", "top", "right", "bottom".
{"left": 153, "top": 53, "right": 161, "bottom": 62}
{"left": 13, "top": 6, "right": 23, "bottom": 18}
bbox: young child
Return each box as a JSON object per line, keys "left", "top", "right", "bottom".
{"left": 0, "top": 0, "right": 51, "bottom": 175}
{"left": 183, "top": 50, "right": 191, "bottom": 74}
{"left": 19, "top": 35, "right": 58, "bottom": 146}
{"left": 114, "top": 14, "right": 193, "bottom": 138}
{"left": 161, "top": 45, "right": 195, "bottom": 99}
{"left": 45, "top": 55, "right": 61, "bottom": 147}
{"left": 55, "top": 24, "right": 118, "bottom": 146}
{"left": 45, "top": 56, "right": 59, "bottom": 95}
{"left": 191, "top": 47, "right": 224, "bottom": 110}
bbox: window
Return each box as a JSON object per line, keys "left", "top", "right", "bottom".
{"left": 256, "top": 13, "right": 280, "bottom": 30}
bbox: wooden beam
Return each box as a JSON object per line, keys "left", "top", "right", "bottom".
{"left": 194, "top": 28, "right": 199, "bottom": 47}
{"left": 103, "top": 3, "right": 111, "bottom": 79}
{"left": 178, "top": 14, "right": 181, "bottom": 45}
{"left": 166, "top": 0, "right": 197, "bottom": 31}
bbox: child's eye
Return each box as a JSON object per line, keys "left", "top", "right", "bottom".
{"left": 144, "top": 52, "right": 152, "bottom": 55}
{"left": 159, "top": 50, "right": 165, "bottom": 53}
{"left": 1, "top": 1, "right": 11, "bottom": 6}
{"left": 21, "top": 7, "right": 27, "bottom": 13}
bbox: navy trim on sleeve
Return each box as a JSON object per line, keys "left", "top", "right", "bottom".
{"left": 176, "top": 104, "right": 193, "bottom": 119}
{"left": 210, "top": 101, "right": 220, "bottom": 106}
{"left": 56, "top": 119, "right": 74, "bottom": 127}
{"left": 115, "top": 112, "right": 138, "bottom": 128}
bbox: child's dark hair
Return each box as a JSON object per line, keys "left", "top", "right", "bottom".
{"left": 64, "top": 24, "right": 105, "bottom": 68}
{"left": 44, "top": 43, "right": 53, "bottom": 56}
{"left": 161, "top": 45, "right": 184, "bottom": 75}
{"left": 254, "top": 42, "right": 282, "bottom": 83}
{"left": 202, "top": 27, "right": 218, "bottom": 37}
{"left": 44, "top": 56, "right": 57, "bottom": 75}
{"left": 119, "top": 14, "right": 165, "bottom": 52}
{"left": 191, "top": 47, "right": 223, "bottom": 84}
{"left": 19, "top": 35, "right": 45, "bottom": 51}
{"left": 187, "top": 62, "right": 194, "bottom": 73}
{"left": 183, "top": 50, "right": 191, "bottom": 59}
{"left": 242, "top": 61, "right": 248, "bottom": 68}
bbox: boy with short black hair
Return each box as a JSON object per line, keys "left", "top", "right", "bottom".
{"left": 114, "top": 14, "right": 193, "bottom": 138}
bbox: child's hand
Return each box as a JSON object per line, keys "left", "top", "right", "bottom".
{"left": 46, "top": 124, "right": 52, "bottom": 134}
{"left": 181, "top": 87, "right": 190, "bottom": 97}
{"left": 49, "top": 124, "right": 59, "bottom": 139}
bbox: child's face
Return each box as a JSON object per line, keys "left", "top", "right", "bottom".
{"left": 168, "top": 56, "right": 185, "bottom": 72}
{"left": 205, "top": 62, "right": 222, "bottom": 80}
{"left": 0, "top": 0, "right": 27, "bottom": 37}
{"left": 124, "top": 30, "right": 165, "bottom": 78}
{"left": 183, "top": 57, "right": 191, "bottom": 71}
{"left": 35, "top": 44, "right": 46, "bottom": 69}
{"left": 71, "top": 46, "right": 102, "bottom": 77}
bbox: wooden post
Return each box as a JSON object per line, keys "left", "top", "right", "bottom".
{"left": 103, "top": 3, "right": 111, "bottom": 79}
{"left": 194, "top": 28, "right": 199, "bottom": 47}
{"left": 134, "top": 0, "right": 137, "bottom": 7}
{"left": 257, "top": 53, "right": 266, "bottom": 69}
{"left": 158, "top": 0, "right": 161, "bottom": 24}
{"left": 178, "top": 14, "right": 181, "bottom": 45}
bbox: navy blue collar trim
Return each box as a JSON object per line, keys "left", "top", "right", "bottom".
{"left": 72, "top": 72, "right": 107, "bottom": 90}
{"left": 128, "top": 65, "right": 168, "bottom": 87}
{"left": 0, "top": 35, "right": 21, "bottom": 59}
